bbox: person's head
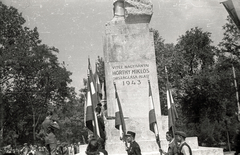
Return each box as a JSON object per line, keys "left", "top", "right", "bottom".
{"left": 103, "top": 103, "right": 107, "bottom": 110}
{"left": 126, "top": 131, "right": 136, "bottom": 143}
{"left": 87, "top": 138, "right": 99, "bottom": 152}
{"left": 166, "top": 131, "right": 173, "bottom": 142}
{"left": 95, "top": 104, "right": 102, "bottom": 115}
{"left": 175, "top": 131, "right": 186, "bottom": 142}
{"left": 97, "top": 138, "right": 104, "bottom": 149}
{"left": 88, "top": 133, "right": 94, "bottom": 142}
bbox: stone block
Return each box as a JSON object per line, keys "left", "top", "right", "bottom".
{"left": 192, "top": 147, "right": 224, "bottom": 155}
{"left": 186, "top": 137, "right": 199, "bottom": 149}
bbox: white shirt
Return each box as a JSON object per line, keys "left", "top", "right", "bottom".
{"left": 179, "top": 142, "right": 191, "bottom": 155}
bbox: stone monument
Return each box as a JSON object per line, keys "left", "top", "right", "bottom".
{"left": 102, "top": 0, "right": 224, "bottom": 155}
{"left": 103, "top": 0, "right": 164, "bottom": 154}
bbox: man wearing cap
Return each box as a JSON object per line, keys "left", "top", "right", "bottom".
{"left": 95, "top": 104, "right": 106, "bottom": 149}
{"left": 175, "top": 131, "right": 192, "bottom": 155}
{"left": 160, "top": 131, "right": 178, "bottom": 155}
{"left": 125, "top": 131, "right": 141, "bottom": 155}
{"left": 39, "top": 111, "right": 60, "bottom": 155}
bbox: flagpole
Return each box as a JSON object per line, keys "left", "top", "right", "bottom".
{"left": 88, "top": 58, "right": 100, "bottom": 138}
{"left": 148, "top": 80, "right": 162, "bottom": 155}
{"left": 87, "top": 73, "right": 97, "bottom": 137}
{"left": 232, "top": 64, "right": 240, "bottom": 121}
{"left": 113, "top": 82, "right": 128, "bottom": 148}
{"left": 95, "top": 62, "right": 101, "bottom": 102}
{"left": 113, "top": 82, "right": 126, "bottom": 135}
{"left": 165, "top": 67, "right": 176, "bottom": 135}
{"left": 165, "top": 66, "right": 179, "bottom": 153}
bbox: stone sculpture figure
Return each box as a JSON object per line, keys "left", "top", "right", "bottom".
{"left": 112, "top": 0, "right": 153, "bottom": 23}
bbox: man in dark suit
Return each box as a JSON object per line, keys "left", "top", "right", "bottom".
{"left": 125, "top": 131, "right": 141, "bottom": 155}
{"left": 39, "top": 111, "right": 60, "bottom": 155}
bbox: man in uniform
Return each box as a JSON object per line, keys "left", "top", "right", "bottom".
{"left": 125, "top": 131, "right": 141, "bottom": 155}
{"left": 95, "top": 104, "right": 106, "bottom": 149}
{"left": 39, "top": 111, "right": 60, "bottom": 155}
{"left": 160, "top": 131, "right": 178, "bottom": 155}
{"left": 175, "top": 131, "right": 192, "bottom": 155}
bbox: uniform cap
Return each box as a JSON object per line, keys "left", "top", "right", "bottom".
{"left": 175, "top": 131, "right": 187, "bottom": 138}
{"left": 127, "top": 131, "right": 136, "bottom": 138}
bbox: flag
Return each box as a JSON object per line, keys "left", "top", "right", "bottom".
{"left": 85, "top": 58, "right": 100, "bottom": 137}
{"left": 84, "top": 94, "right": 87, "bottom": 127}
{"left": 85, "top": 77, "right": 94, "bottom": 132}
{"left": 221, "top": 0, "right": 240, "bottom": 30}
{"left": 148, "top": 80, "right": 158, "bottom": 135}
{"left": 148, "top": 80, "right": 162, "bottom": 152}
{"left": 165, "top": 67, "right": 178, "bottom": 134}
{"left": 101, "top": 81, "right": 106, "bottom": 100}
{"left": 114, "top": 83, "right": 126, "bottom": 140}
{"left": 95, "top": 63, "right": 102, "bottom": 101}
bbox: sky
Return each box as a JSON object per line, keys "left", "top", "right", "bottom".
{"left": 2, "top": 0, "right": 228, "bottom": 93}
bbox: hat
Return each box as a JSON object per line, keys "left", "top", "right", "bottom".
{"left": 97, "top": 103, "right": 102, "bottom": 106}
{"left": 89, "top": 138, "right": 98, "bottom": 147}
{"left": 126, "top": 131, "right": 136, "bottom": 138}
{"left": 175, "top": 131, "right": 186, "bottom": 138}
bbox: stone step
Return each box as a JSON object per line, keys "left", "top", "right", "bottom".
{"left": 105, "top": 137, "right": 199, "bottom": 154}
{"left": 192, "top": 147, "right": 224, "bottom": 155}
{"left": 96, "top": 147, "right": 224, "bottom": 155}
{"left": 224, "top": 151, "right": 235, "bottom": 155}
{"left": 79, "top": 141, "right": 223, "bottom": 155}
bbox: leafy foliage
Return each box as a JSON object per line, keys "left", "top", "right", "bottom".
{"left": 0, "top": 2, "right": 86, "bottom": 146}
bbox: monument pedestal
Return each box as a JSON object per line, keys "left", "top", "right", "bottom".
{"left": 104, "top": 116, "right": 224, "bottom": 155}
{"left": 101, "top": 1, "right": 224, "bottom": 155}
{"left": 104, "top": 20, "right": 163, "bottom": 154}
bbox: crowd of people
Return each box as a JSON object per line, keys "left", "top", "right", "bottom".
{"left": 0, "top": 142, "right": 81, "bottom": 155}
{"left": 2, "top": 105, "right": 240, "bottom": 155}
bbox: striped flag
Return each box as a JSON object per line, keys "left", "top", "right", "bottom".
{"left": 85, "top": 58, "right": 100, "bottom": 137}
{"left": 84, "top": 94, "right": 87, "bottom": 127}
{"left": 95, "top": 63, "right": 102, "bottom": 101}
{"left": 101, "top": 82, "right": 106, "bottom": 100}
{"left": 148, "top": 80, "right": 159, "bottom": 136}
{"left": 85, "top": 76, "right": 94, "bottom": 132}
{"left": 221, "top": 0, "right": 240, "bottom": 30}
{"left": 114, "top": 83, "right": 126, "bottom": 140}
{"left": 148, "top": 80, "right": 162, "bottom": 152}
{"left": 167, "top": 87, "right": 178, "bottom": 132}
{"left": 165, "top": 67, "right": 178, "bottom": 134}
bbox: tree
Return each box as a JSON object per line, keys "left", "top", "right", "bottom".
{"left": 218, "top": 16, "right": 240, "bottom": 149}
{"left": 173, "top": 27, "right": 228, "bottom": 146}
{"left": 219, "top": 16, "right": 240, "bottom": 59}
{"left": 176, "top": 27, "right": 215, "bottom": 75}
{"left": 0, "top": 2, "right": 75, "bottom": 146}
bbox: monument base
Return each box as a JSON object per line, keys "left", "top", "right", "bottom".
{"left": 103, "top": 116, "right": 224, "bottom": 155}
{"left": 79, "top": 144, "right": 224, "bottom": 155}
